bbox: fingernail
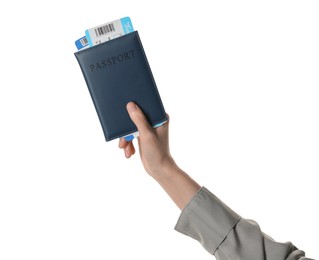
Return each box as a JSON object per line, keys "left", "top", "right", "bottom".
{"left": 127, "top": 102, "right": 137, "bottom": 113}
{"left": 125, "top": 148, "right": 130, "bottom": 158}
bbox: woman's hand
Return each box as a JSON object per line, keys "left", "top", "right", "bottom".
{"left": 119, "top": 102, "right": 200, "bottom": 210}
{"left": 118, "top": 102, "right": 174, "bottom": 179}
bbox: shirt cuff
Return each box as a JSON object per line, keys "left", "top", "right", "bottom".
{"left": 174, "top": 186, "right": 241, "bottom": 255}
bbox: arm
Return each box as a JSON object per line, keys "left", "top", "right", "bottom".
{"left": 119, "top": 102, "right": 312, "bottom": 260}
{"left": 119, "top": 102, "right": 201, "bottom": 210}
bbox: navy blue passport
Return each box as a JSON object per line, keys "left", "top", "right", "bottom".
{"left": 74, "top": 31, "right": 167, "bottom": 142}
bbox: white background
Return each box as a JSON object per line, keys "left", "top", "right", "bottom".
{"left": 0, "top": 1, "right": 318, "bottom": 259}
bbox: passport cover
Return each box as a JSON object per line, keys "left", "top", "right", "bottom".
{"left": 74, "top": 31, "right": 167, "bottom": 142}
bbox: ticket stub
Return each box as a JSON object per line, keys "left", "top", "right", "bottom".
{"left": 85, "top": 17, "right": 134, "bottom": 47}
{"left": 75, "top": 36, "right": 89, "bottom": 50}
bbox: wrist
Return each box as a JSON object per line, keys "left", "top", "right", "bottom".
{"left": 149, "top": 157, "right": 180, "bottom": 182}
{"left": 149, "top": 157, "right": 201, "bottom": 210}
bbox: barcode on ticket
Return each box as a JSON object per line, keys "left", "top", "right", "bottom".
{"left": 94, "top": 23, "right": 115, "bottom": 37}
{"left": 80, "top": 37, "right": 88, "bottom": 45}
{"left": 85, "top": 17, "right": 134, "bottom": 47}
{"left": 75, "top": 36, "right": 89, "bottom": 50}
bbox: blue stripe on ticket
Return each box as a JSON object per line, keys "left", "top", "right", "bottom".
{"left": 85, "top": 31, "right": 93, "bottom": 47}
{"left": 75, "top": 36, "right": 89, "bottom": 50}
{"left": 121, "top": 17, "right": 134, "bottom": 34}
{"left": 124, "top": 135, "right": 135, "bottom": 141}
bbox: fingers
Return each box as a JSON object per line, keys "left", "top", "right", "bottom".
{"left": 119, "top": 138, "right": 135, "bottom": 158}
{"left": 120, "top": 103, "right": 168, "bottom": 159}
{"left": 119, "top": 137, "right": 127, "bottom": 149}
{"left": 154, "top": 113, "right": 169, "bottom": 136}
{"left": 124, "top": 142, "right": 135, "bottom": 158}
{"left": 126, "top": 102, "right": 153, "bottom": 136}
{"left": 119, "top": 101, "right": 151, "bottom": 159}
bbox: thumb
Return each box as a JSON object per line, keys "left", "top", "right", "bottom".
{"left": 126, "top": 102, "right": 152, "bottom": 135}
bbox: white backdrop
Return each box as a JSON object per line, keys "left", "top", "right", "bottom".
{"left": 0, "top": 1, "right": 318, "bottom": 259}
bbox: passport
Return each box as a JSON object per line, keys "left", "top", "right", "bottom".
{"left": 74, "top": 31, "right": 167, "bottom": 142}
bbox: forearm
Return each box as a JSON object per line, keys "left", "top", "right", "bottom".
{"left": 121, "top": 102, "right": 201, "bottom": 210}
{"left": 121, "top": 103, "right": 311, "bottom": 259}
{"left": 151, "top": 160, "right": 201, "bottom": 210}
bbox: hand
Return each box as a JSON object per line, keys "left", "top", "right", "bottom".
{"left": 119, "top": 102, "right": 174, "bottom": 178}
{"left": 119, "top": 102, "right": 200, "bottom": 209}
